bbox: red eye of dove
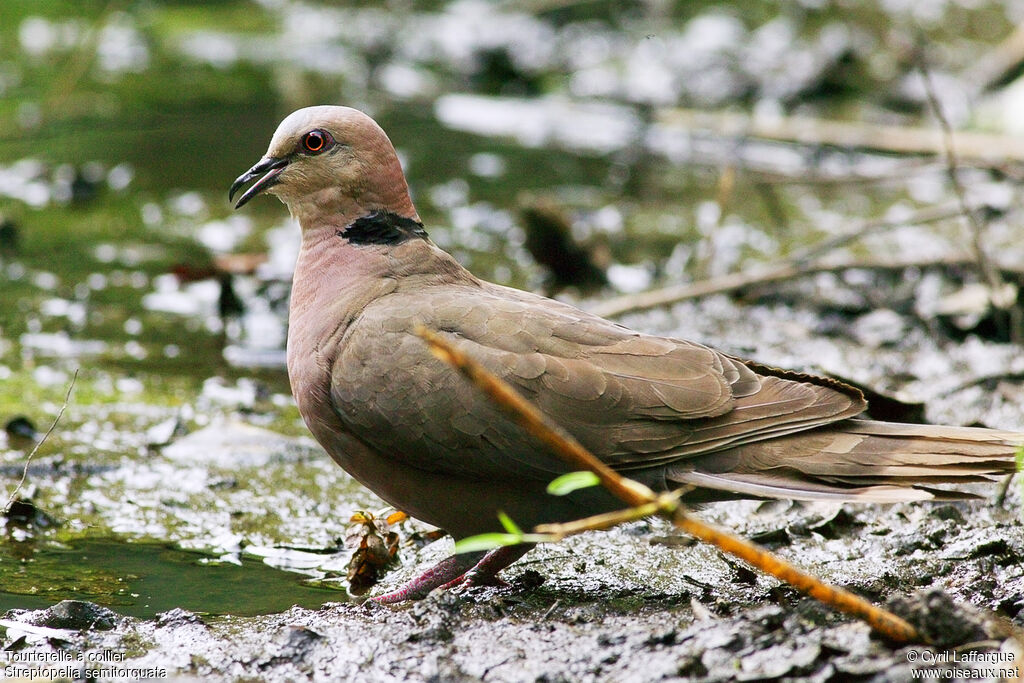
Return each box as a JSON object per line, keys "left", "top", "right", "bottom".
{"left": 302, "top": 130, "right": 332, "bottom": 154}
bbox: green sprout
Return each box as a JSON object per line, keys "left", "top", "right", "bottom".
{"left": 547, "top": 471, "right": 601, "bottom": 496}
{"left": 454, "top": 472, "right": 607, "bottom": 553}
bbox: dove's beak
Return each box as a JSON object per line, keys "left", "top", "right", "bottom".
{"left": 230, "top": 156, "right": 289, "bottom": 209}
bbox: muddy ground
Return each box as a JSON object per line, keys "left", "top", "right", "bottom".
{"left": 3, "top": 283, "right": 1024, "bottom": 683}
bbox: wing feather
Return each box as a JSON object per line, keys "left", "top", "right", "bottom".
{"left": 329, "top": 282, "right": 866, "bottom": 481}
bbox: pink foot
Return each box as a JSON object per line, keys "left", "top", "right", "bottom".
{"left": 372, "top": 544, "right": 533, "bottom": 604}
{"left": 438, "top": 573, "right": 509, "bottom": 591}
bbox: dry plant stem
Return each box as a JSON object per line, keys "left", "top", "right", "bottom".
{"left": 591, "top": 251, "right": 1022, "bottom": 320}
{"left": 994, "top": 473, "right": 1015, "bottom": 508}
{"left": 416, "top": 327, "right": 921, "bottom": 644}
{"left": 591, "top": 202, "right": 964, "bottom": 319}
{"left": 657, "top": 106, "right": 1024, "bottom": 162}
{"left": 591, "top": 263, "right": 805, "bottom": 319}
{"left": 535, "top": 492, "right": 682, "bottom": 540}
{"left": 752, "top": 160, "right": 947, "bottom": 187}
{"left": 671, "top": 515, "right": 923, "bottom": 645}
{"left": 917, "top": 64, "right": 1021, "bottom": 343}
{"left": 786, "top": 202, "right": 963, "bottom": 268}
{"left": 3, "top": 369, "right": 78, "bottom": 513}
{"left": 961, "top": 22, "right": 1024, "bottom": 94}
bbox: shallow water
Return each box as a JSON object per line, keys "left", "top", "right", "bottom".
{"left": 0, "top": 538, "right": 343, "bottom": 618}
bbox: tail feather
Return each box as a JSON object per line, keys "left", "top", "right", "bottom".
{"left": 668, "top": 419, "right": 1022, "bottom": 503}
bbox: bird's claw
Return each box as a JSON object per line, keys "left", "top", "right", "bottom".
{"left": 371, "top": 544, "right": 533, "bottom": 603}
{"left": 439, "top": 571, "right": 511, "bottom": 593}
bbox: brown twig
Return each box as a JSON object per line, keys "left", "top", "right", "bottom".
{"left": 750, "top": 160, "right": 948, "bottom": 187}
{"left": 592, "top": 202, "right": 963, "bottom": 319}
{"left": 917, "top": 63, "right": 1021, "bottom": 344}
{"left": 589, "top": 251, "right": 1023, "bottom": 320}
{"left": 415, "top": 326, "right": 921, "bottom": 643}
{"left": 3, "top": 369, "right": 78, "bottom": 513}
{"left": 590, "top": 262, "right": 805, "bottom": 319}
{"left": 994, "top": 473, "right": 1015, "bottom": 508}
{"left": 594, "top": 201, "right": 966, "bottom": 319}
{"left": 961, "top": 22, "right": 1024, "bottom": 94}
{"left": 657, "top": 106, "right": 1024, "bottom": 162}
{"left": 786, "top": 202, "right": 963, "bottom": 268}
{"left": 535, "top": 491, "right": 684, "bottom": 540}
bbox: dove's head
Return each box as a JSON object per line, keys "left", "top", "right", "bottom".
{"left": 230, "top": 106, "right": 419, "bottom": 229}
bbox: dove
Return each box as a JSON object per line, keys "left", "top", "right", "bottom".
{"left": 230, "top": 105, "right": 1023, "bottom": 603}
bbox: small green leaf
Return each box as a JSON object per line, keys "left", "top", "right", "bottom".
{"left": 497, "top": 510, "right": 523, "bottom": 535}
{"left": 547, "top": 471, "right": 601, "bottom": 496}
{"left": 454, "top": 533, "right": 521, "bottom": 554}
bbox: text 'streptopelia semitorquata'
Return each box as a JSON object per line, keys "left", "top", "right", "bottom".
{"left": 230, "top": 106, "right": 1023, "bottom": 603}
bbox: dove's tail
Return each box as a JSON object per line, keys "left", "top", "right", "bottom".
{"left": 668, "top": 420, "right": 1022, "bottom": 502}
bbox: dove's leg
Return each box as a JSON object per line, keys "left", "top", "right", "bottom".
{"left": 439, "top": 543, "right": 534, "bottom": 590}
{"left": 372, "top": 544, "right": 533, "bottom": 604}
